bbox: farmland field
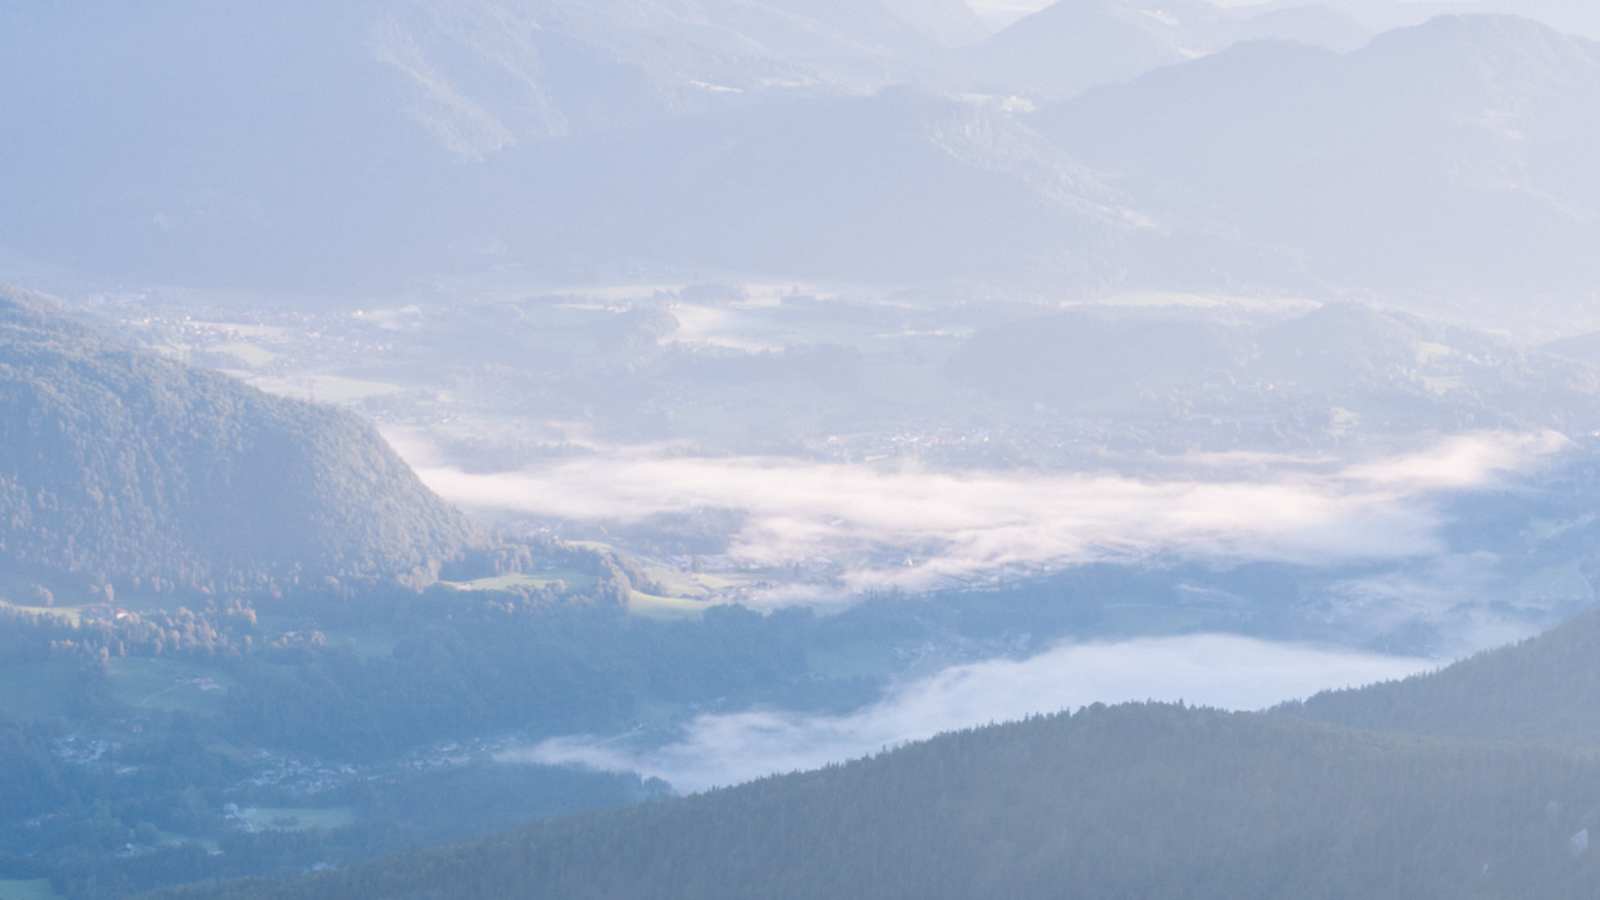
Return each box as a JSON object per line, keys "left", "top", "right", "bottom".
{"left": 444, "top": 571, "right": 598, "bottom": 593}
{"left": 626, "top": 590, "right": 706, "bottom": 619}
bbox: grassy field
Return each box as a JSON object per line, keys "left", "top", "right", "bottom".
{"left": 443, "top": 570, "right": 601, "bottom": 593}
{"left": 636, "top": 565, "right": 753, "bottom": 600}
{"left": 0, "top": 879, "right": 63, "bottom": 900}
{"left": 234, "top": 806, "right": 356, "bottom": 833}
{"left": 626, "top": 590, "right": 706, "bottom": 620}
{"left": 444, "top": 546, "right": 755, "bottom": 620}
{"left": 105, "top": 658, "right": 234, "bottom": 717}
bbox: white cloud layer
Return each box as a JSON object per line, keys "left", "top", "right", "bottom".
{"left": 396, "top": 430, "right": 1568, "bottom": 598}
{"left": 503, "top": 634, "right": 1433, "bottom": 792}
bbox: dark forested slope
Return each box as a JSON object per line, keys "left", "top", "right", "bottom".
{"left": 156, "top": 702, "right": 1600, "bottom": 900}
{"left": 1290, "top": 606, "right": 1600, "bottom": 745}
{"left": 0, "top": 289, "right": 476, "bottom": 593}
{"left": 160, "top": 607, "right": 1600, "bottom": 900}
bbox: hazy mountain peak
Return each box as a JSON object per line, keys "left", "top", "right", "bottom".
{"left": 1231, "top": 3, "right": 1372, "bottom": 51}
{"left": 1368, "top": 11, "right": 1599, "bottom": 57}
{"left": 881, "top": 0, "right": 994, "bottom": 46}
{"left": 953, "top": 0, "right": 1384, "bottom": 100}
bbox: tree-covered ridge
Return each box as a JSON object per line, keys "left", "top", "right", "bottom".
{"left": 0, "top": 289, "right": 477, "bottom": 594}
{"left": 156, "top": 702, "right": 1600, "bottom": 900}
{"left": 161, "top": 607, "right": 1600, "bottom": 900}
{"left": 1289, "top": 606, "right": 1600, "bottom": 745}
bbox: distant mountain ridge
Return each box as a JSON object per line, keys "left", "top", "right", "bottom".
{"left": 1043, "top": 14, "right": 1600, "bottom": 325}
{"left": 5, "top": 8, "right": 1598, "bottom": 328}
{"left": 0, "top": 0, "right": 957, "bottom": 288}
{"left": 0, "top": 289, "right": 477, "bottom": 595}
{"left": 954, "top": 0, "right": 1371, "bottom": 100}
{"left": 471, "top": 87, "right": 1146, "bottom": 283}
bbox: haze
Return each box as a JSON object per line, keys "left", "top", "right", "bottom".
{"left": 5, "top": 2, "right": 1600, "bottom": 898}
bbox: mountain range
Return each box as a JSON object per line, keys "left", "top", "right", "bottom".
{"left": 1044, "top": 14, "right": 1600, "bottom": 327}
{"left": 954, "top": 0, "right": 1371, "bottom": 100}
{"left": 9, "top": 3, "right": 1600, "bottom": 330}
{"left": 0, "top": 0, "right": 964, "bottom": 288}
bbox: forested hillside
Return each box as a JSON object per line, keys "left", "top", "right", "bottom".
{"left": 156, "top": 701, "right": 1600, "bottom": 900}
{"left": 0, "top": 289, "right": 477, "bottom": 594}
{"left": 1290, "top": 606, "right": 1600, "bottom": 745}
{"left": 158, "top": 607, "right": 1600, "bottom": 900}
